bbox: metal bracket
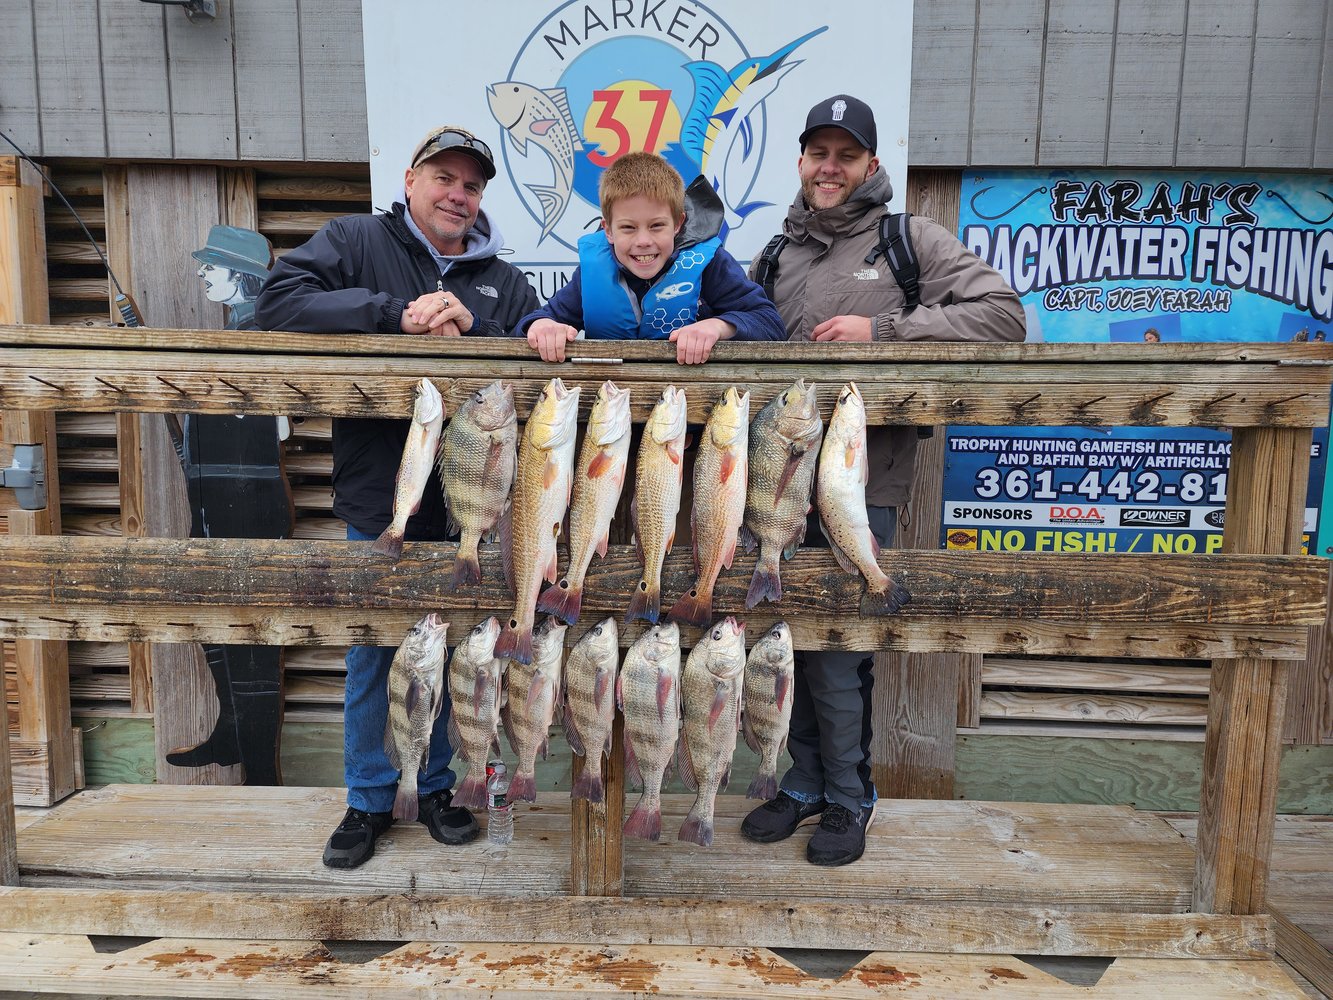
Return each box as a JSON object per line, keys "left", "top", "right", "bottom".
{"left": 1, "top": 444, "right": 46, "bottom": 510}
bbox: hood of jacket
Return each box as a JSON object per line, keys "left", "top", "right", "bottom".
{"left": 675, "top": 174, "right": 725, "bottom": 250}
{"left": 784, "top": 167, "right": 894, "bottom": 243}
{"left": 388, "top": 198, "right": 506, "bottom": 263}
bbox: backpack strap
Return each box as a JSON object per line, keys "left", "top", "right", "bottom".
{"left": 865, "top": 212, "right": 920, "bottom": 311}
{"left": 753, "top": 233, "right": 789, "bottom": 302}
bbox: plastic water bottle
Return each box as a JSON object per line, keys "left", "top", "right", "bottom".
{"left": 486, "top": 759, "right": 513, "bottom": 845}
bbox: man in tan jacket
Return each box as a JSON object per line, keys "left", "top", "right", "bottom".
{"left": 741, "top": 94, "right": 1025, "bottom": 866}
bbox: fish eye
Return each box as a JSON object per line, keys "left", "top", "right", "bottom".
{"left": 711, "top": 628, "right": 722, "bottom": 641}
{"left": 593, "top": 625, "right": 602, "bottom": 636}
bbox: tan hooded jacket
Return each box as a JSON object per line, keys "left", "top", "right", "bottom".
{"left": 750, "top": 168, "right": 1026, "bottom": 507}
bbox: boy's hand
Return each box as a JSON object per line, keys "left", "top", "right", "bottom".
{"left": 669, "top": 319, "right": 733, "bottom": 365}
{"left": 527, "top": 318, "right": 579, "bottom": 362}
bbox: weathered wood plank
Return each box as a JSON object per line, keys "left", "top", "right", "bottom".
{"left": 0, "top": 1, "right": 39, "bottom": 152}
{"left": 0, "top": 695, "right": 13, "bottom": 884}
{"left": 981, "top": 691, "right": 1207, "bottom": 726}
{"left": 0, "top": 536, "right": 1322, "bottom": 625}
{"left": 234, "top": 0, "right": 303, "bottom": 160}
{"left": 0, "top": 886, "right": 1275, "bottom": 958}
{"left": 971, "top": 0, "right": 1044, "bottom": 166}
{"left": 907, "top": 0, "right": 975, "bottom": 165}
{"left": 98, "top": 0, "right": 171, "bottom": 159}
{"left": 1273, "top": 906, "right": 1333, "bottom": 998}
{"left": 163, "top": 0, "right": 236, "bottom": 160}
{"left": 1039, "top": 0, "right": 1115, "bottom": 165}
{"left": 1246, "top": 0, "right": 1324, "bottom": 168}
{"left": 1175, "top": 0, "right": 1257, "bottom": 167}
{"left": 3, "top": 353, "right": 1330, "bottom": 427}
{"left": 298, "top": 0, "right": 367, "bottom": 162}
{"left": 0, "top": 602, "right": 1312, "bottom": 659}
{"left": 31, "top": 5, "right": 105, "bottom": 157}
{"left": 983, "top": 658, "right": 1212, "bottom": 693}
{"left": 1108, "top": 0, "right": 1189, "bottom": 166}
{"left": 256, "top": 175, "right": 370, "bottom": 202}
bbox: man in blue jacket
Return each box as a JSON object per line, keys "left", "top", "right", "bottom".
{"left": 257, "top": 124, "right": 539, "bottom": 869}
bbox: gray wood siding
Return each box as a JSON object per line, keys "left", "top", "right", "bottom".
{"left": 0, "top": 0, "right": 1328, "bottom": 169}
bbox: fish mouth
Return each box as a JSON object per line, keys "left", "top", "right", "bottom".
{"left": 489, "top": 87, "right": 527, "bottom": 131}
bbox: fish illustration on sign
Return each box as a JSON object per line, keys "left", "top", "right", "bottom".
{"left": 487, "top": 81, "right": 584, "bottom": 242}
{"left": 680, "top": 26, "right": 827, "bottom": 231}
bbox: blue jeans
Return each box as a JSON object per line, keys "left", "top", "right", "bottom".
{"left": 344, "top": 524, "right": 456, "bottom": 812}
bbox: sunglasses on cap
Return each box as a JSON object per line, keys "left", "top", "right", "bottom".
{"left": 412, "top": 128, "right": 496, "bottom": 178}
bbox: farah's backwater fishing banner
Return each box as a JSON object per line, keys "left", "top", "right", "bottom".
{"left": 944, "top": 171, "right": 1333, "bottom": 556}
{"left": 362, "top": 0, "right": 912, "bottom": 300}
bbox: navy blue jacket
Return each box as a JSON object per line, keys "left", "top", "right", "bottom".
{"left": 256, "top": 203, "right": 538, "bottom": 537}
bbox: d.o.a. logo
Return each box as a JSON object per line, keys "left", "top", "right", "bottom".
{"left": 487, "top": 1, "right": 826, "bottom": 250}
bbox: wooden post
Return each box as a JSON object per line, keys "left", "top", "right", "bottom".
{"left": 0, "top": 155, "right": 77, "bottom": 809}
{"left": 1195, "top": 426, "right": 1310, "bottom": 913}
{"left": 104, "top": 165, "right": 153, "bottom": 716}
{"left": 570, "top": 716, "right": 625, "bottom": 896}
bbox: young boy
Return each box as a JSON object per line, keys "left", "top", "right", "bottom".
{"left": 519, "top": 152, "right": 784, "bottom": 363}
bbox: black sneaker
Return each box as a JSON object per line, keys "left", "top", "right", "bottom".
{"left": 322, "top": 807, "right": 393, "bottom": 869}
{"left": 418, "top": 789, "right": 480, "bottom": 846}
{"left": 806, "top": 802, "right": 874, "bottom": 867}
{"left": 740, "top": 791, "right": 827, "bottom": 844}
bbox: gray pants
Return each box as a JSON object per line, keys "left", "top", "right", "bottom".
{"left": 780, "top": 505, "right": 896, "bottom": 814}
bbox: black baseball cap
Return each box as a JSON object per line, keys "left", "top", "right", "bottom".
{"left": 410, "top": 124, "right": 496, "bottom": 180}
{"left": 799, "top": 95, "right": 877, "bottom": 153}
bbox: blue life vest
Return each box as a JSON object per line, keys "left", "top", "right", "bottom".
{"left": 577, "top": 231, "right": 721, "bottom": 340}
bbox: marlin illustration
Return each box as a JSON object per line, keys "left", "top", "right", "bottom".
{"left": 680, "top": 26, "right": 827, "bottom": 230}
{"left": 487, "top": 81, "right": 584, "bottom": 241}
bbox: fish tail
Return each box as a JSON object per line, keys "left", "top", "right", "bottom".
{"left": 624, "top": 580, "right": 660, "bottom": 625}
{"left": 861, "top": 576, "right": 912, "bottom": 617}
{"left": 623, "top": 792, "right": 662, "bottom": 842}
{"left": 745, "top": 554, "right": 783, "bottom": 608}
{"left": 494, "top": 620, "right": 533, "bottom": 665}
{"left": 571, "top": 765, "right": 605, "bottom": 803}
{"left": 746, "top": 770, "right": 778, "bottom": 802}
{"left": 667, "top": 583, "right": 713, "bottom": 629}
{"left": 370, "top": 523, "right": 405, "bottom": 559}
{"left": 449, "top": 536, "right": 482, "bottom": 588}
{"left": 507, "top": 770, "right": 538, "bottom": 803}
{"left": 392, "top": 779, "right": 419, "bottom": 821}
{"left": 451, "top": 770, "right": 489, "bottom": 811}
{"left": 535, "top": 577, "right": 582, "bottom": 626}
{"left": 678, "top": 803, "right": 715, "bottom": 847}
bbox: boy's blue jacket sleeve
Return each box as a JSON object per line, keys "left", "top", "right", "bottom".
{"left": 515, "top": 270, "right": 584, "bottom": 336}
{"left": 701, "top": 247, "right": 785, "bottom": 341}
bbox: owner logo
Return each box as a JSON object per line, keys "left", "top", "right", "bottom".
{"left": 1119, "top": 508, "right": 1188, "bottom": 527}
{"left": 488, "top": 3, "right": 826, "bottom": 250}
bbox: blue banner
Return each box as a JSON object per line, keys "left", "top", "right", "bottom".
{"left": 944, "top": 170, "right": 1333, "bottom": 554}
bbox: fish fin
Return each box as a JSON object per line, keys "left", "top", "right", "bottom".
{"left": 623, "top": 734, "right": 643, "bottom": 787}
{"left": 471, "top": 669, "right": 490, "bottom": 717}
{"left": 587, "top": 450, "right": 614, "bottom": 478}
{"left": 527, "top": 183, "right": 569, "bottom": 242}
{"left": 739, "top": 522, "right": 756, "bottom": 553}
{"left": 823, "top": 523, "right": 861, "bottom": 576}
{"left": 384, "top": 724, "right": 401, "bottom": 771}
{"left": 494, "top": 621, "right": 533, "bottom": 665}
{"left": 447, "top": 713, "right": 463, "bottom": 756}
{"left": 595, "top": 531, "right": 609, "bottom": 559}
{"left": 721, "top": 532, "right": 737, "bottom": 570}
{"left": 747, "top": 771, "right": 778, "bottom": 802}
{"left": 773, "top": 446, "right": 805, "bottom": 505}
{"left": 623, "top": 795, "right": 662, "bottom": 842}
{"left": 625, "top": 580, "right": 660, "bottom": 625}
{"left": 690, "top": 504, "right": 699, "bottom": 577}
{"left": 500, "top": 699, "right": 517, "bottom": 757}
{"left": 452, "top": 770, "right": 488, "bottom": 811}
{"left": 508, "top": 771, "right": 537, "bottom": 803}
{"left": 732, "top": 200, "right": 772, "bottom": 221}
{"left": 562, "top": 701, "right": 586, "bottom": 757}
{"left": 678, "top": 810, "right": 714, "bottom": 848}
{"left": 720, "top": 762, "right": 732, "bottom": 793}
{"left": 506, "top": 130, "right": 525, "bottom": 155}
{"left": 741, "top": 710, "right": 762, "bottom": 755}
{"left": 744, "top": 551, "right": 783, "bottom": 608}
{"left": 392, "top": 784, "right": 419, "bottom": 822}
{"left": 571, "top": 765, "right": 604, "bottom": 803}
{"left": 528, "top": 117, "right": 556, "bottom": 136}
{"left": 656, "top": 667, "right": 675, "bottom": 724}
{"left": 498, "top": 504, "right": 515, "bottom": 595}
{"left": 719, "top": 448, "right": 738, "bottom": 483}
{"left": 775, "top": 671, "right": 792, "bottom": 713}
{"left": 481, "top": 436, "right": 506, "bottom": 487}
{"left": 370, "top": 525, "right": 405, "bottom": 559}
{"left": 667, "top": 584, "right": 712, "bottom": 629}
{"left": 535, "top": 578, "right": 581, "bottom": 626}
{"left": 444, "top": 508, "right": 460, "bottom": 539}
{"left": 707, "top": 683, "right": 729, "bottom": 733}
{"left": 869, "top": 529, "right": 882, "bottom": 558}
{"left": 404, "top": 676, "right": 422, "bottom": 719}
{"left": 543, "top": 88, "right": 581, "bottom": 142}
{"left": 666, "top": 441, "right": 682, "bottom": 465}
{"left": 665, "top": 528, "right": 676, "bottom": 554}
{"left": 677, "top": 736, "right": 698, "bottom": 792}
{"left": 526, "top": 673, "right": 548, "bottom": 715}
{"left": 861, "top": 577, "right": 913, "bottom": 618}
{"left": 544, "top": 548, "right": 560, "bottom": 585}
{"left": 630, "top": 496, "right": 644, "bottom": 564}
{"left": 594, "top": 665, "right": 612, "bottom": 713}
{"left": 615, "top": 671, "right": 624, "bottom": 712}
{"left": 449, "top": 535, "right": 483, "bottom": 589}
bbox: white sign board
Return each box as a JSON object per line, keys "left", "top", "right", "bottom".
{"left": 363, "top": 1, "right": 912, "bottom": 300}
